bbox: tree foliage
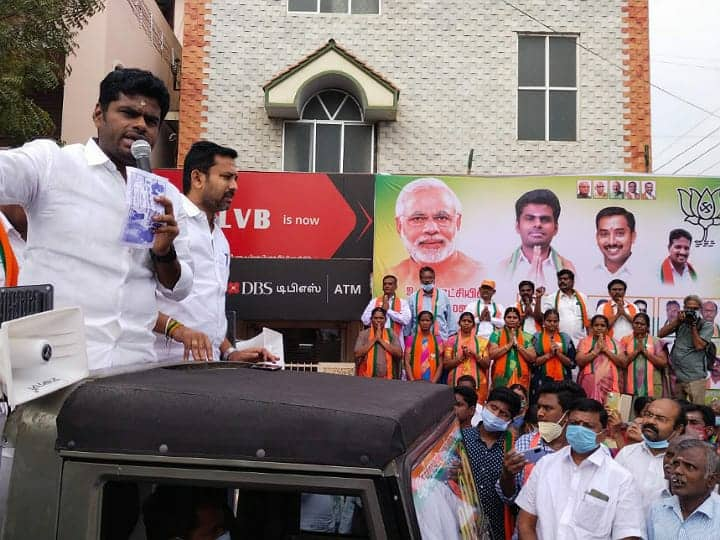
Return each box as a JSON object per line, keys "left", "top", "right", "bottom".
{"left": 0, "top": 0, "right": 105, "bottom": 145}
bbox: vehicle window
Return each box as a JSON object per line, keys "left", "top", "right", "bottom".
{"left": 100, "top": 481, "right": 369, "bottom": 539}
{"left": 411, "top": 426, "right": 490, "bottom": 540}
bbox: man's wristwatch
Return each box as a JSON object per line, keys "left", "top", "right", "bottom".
{"left": 221, "top": 347, "right": 237, "bottom": 361}
{"left": 150, "top": 245, "right": 177, "bottom": 263}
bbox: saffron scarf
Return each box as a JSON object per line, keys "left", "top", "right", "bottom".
{"left": 621, "top": 334, "right": 656, "bottom": 397}
{"left": 375, "top": 296, "right": 403, "bottom": 337}
{"left": 517, "top": 300, "right": 541, "bottom": 333}
{"left": 602, "top": 301, "right": 637, "bottom": 337}
{"left": 554, "top": 291, "right": 589, "bottom": 329}
{"left": 534, "top": 331, "right": 569, "bottom": 381}
{"left": 491, "top": 327, "right": 530, "bottom": 389}
{"left": 660, "top": 257, "right": 697, "bottom": 284}
{"left": 408, "top": 331, "right": 440, "bottom": 381}
{"left": 477, "top": 300, "right": 500, "bottom": 319}
{"left": 447, "top": 333, "right": 488, "bottom": 402}
{"left": 361, "top": 327, "right": 395, "bottom": 379}
{"left": 415, "top": 289, "right": 439, "bottom": 334}
{"left": 0, "top": 223, "right": 19, "bottom": 287}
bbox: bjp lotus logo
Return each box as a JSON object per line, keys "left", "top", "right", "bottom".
{"left": 677, "top": 187, "right": 720, "bottom": 243}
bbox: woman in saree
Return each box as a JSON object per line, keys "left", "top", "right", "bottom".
{"left": 620, "top": 312, "right": 668, "bottom": 398}
{"left": 444, "top": 311, "right": 490, "bottom": 402}
{"left": 487, "top": 307, "right": 536, "bottom": 390}
{"left": 576, "top": 314, "right": 626, "bottom": 403}
{"left": 530, "top": 308, "right": 575, "bottom": 401}
{"left": 404, "top": 311, "right": 444, "bottom": 383}
{"left": 354, "top": 307, "right": 403, "bottom": 379}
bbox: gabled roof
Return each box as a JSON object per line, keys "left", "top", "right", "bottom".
{"left": 263, "top": 39, "right": 399, "bottom": 121}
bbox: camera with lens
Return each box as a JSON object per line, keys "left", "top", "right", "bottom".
{"left": 682, "top": 310, "right": 698, "bottom": 324}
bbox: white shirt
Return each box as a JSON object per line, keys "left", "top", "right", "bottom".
{"left": 615, "top": 442, "right": 667, "bottom": 519}
{"left": 588, "top": 258, "right": 647, "bottom": 296}
{"left": 0, "top": 139, "right": 193, "bottom": 371}
{"left": 596, "top": 300, "right": 634, "bottom": 341}
{"left": 542, "top": 290, "right": 588, "bottom": 345}
{"left": 0, "top": 212, "right": 25, "bottom": 286}
{"left": 519, "top": 300, "right": 541, "bottom": 335}
{"left": 156, "top": 196, "right": 229, "bottom": 361}
{"left": 464, "top": 299, "right": 504, "bottom": 339}
{"left": 506, "top": 248, "right": 564, "bottom": 291}
{"left": 360, "top": 295, "right": 411, "bottom": 349}
{"left": 516, "top": 445, "right": 645, "bottom": 540}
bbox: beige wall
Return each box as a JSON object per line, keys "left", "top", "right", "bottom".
{"left": 62, "top": 0, "right": 181, "bottom": 167}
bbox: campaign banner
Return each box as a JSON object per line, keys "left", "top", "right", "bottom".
{"left": 225, "top": 259, "right": 372, "bottom": 320}
{"left": 373, "top": 175, "right": 720, "bottom": 332}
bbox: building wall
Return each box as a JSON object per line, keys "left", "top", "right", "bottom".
{"left": 62, "top": 0, "right": 181, "bottom": 166}
{"left": 181, "top": 0, "right": 650, "bottom": 174}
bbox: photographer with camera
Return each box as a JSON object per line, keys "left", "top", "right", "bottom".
{"left": 659, "top": 295, "right": 714, "bottom": 405}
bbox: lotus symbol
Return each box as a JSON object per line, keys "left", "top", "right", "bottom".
{"left": 677, "top": 187, "right": 720, "bottom": 242}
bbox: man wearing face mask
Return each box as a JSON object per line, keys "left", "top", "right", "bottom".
{"left": 616, "top": 399, "right": 687, "bottom": 518}
{"left": 659, "top": 295, "right": 714, "bottom": 405}
{"left": 496, "top": 381, "right": 586, "bottom": 503}
{"left": 516, "top": 398, "right": 644, "bottom": 540}
{"left": 462, "top": 387, "right": 522, "bottom": 540}
{"left": 406, "top": 266, "right": 456, "bottom": 339}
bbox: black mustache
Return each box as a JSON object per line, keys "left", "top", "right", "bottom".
{"left": 641, "top": 423, "right": 659, "bottom": 435}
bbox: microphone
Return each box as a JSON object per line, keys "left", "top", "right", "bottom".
{"left": 130, "top": 139, "right": 152, "bottom": 172}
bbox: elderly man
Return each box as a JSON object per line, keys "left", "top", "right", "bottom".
{"left": 609, "top": 181, "right": 624, "bottom": 199}
{"left": 626, "top": 181, "right": 640, "bottom": 200}
{"left": 647, "top": 439, "right": 720, "bottom": 539}
{"left": 499, "top": 189, "right": 575, "bottom": 292}
{"left": 577, "top": 181, "right": 591, "bottom": 198}
{"left": 701, "top": 300, "right": 720, "bottom": 337}
{"left": 389, "top": 177, "right": 485, "bottom": 293}
{"left": 616, "top": 398, "right": 687, "bottom": 517}
{"left": 659, "top": 295, "right": 714, "bottom": 405}
{"left": 516, "top": 398, "right": 645, "bottom": 539}
{"left": 0, "top": 68, "right": 193, "bottom": 371}
{"left": 464, "top": 279, "right": 504, "bottom": 339}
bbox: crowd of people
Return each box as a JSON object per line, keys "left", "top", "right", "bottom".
{"left": 357, "top": 268, "right": 720, "bottom": 539}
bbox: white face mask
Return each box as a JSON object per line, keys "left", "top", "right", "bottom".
{"left": 537, "top": 412, "right": 567, "bottom": 443}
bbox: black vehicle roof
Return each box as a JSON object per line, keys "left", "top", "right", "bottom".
{"left": 55, "top": 364, "right": 454, "bottom": 469}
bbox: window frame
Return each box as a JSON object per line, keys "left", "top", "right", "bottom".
{"left": 517, "top": 33, "right": 579, "bottom": 142}
{"left": 282, "top": 90, "right": 375, "bottom": 173}
{"left": 287, "top": 0, "right": 381, "bottom": 15}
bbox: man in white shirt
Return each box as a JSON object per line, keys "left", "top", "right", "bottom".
{"left": 155, "top": 141, "right": 276, "bottom": 364}
{"left": 464, "top": 279, "right": 504, "bottom": 339}
{"left": 0, "top": 205, "right": 26, "bottom": 287}
{"left": 516, "top": 398, "right": 645, "bottom": 540}
{"left": 616, "top": 398, "right": 687, "bottom": 518}
{"left": 588, "top": 206, "right": 643, "bottom": 294}
{"left": 596, "top": 278, "right": 636, "bottom": 341}
{"left": 541, "top": 269, "right": 590, "bottom": 346}
{"left": 0, "top": 68, "right": 194, "bottom": 371}
{"left": 361, "top": 274, "right": 411, "bottom": 347}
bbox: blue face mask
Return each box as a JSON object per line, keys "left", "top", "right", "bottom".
{"left": 716, "top": 416, "right": 720, "bottom": 427}
{"left": 565, "top": 424, "right": 600, "bottom": 454}
{"left": 512, "top": 415, "right": 525, "bottom": 429}
{"left": 641, "top": 433, "right": 670, "bottom": 449}
{"left": 422, "top": 283, "right": 434, "bottom": 293}
{"left": 481, "top": 407, "right": 510, "bottom": 432}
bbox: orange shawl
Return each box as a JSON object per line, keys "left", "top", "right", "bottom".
{"left": 359, "top": 327, "right": 396, "bottom": 379}
{"left": 602, "top": 301, "right": 637, "bottom": 337}
{"left": 621, "top": 334, "right": 657, "bottom": 397}
{"left": 0, "top": 223, "right": 19, "bottom": 287}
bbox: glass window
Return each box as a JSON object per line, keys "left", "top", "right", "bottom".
{"left": 101, "top": 481, "right": 370, "bottom": 539}
{"left": 518, "top": 35, "right": 577, "bottom": 141}
{"left": 289, "top": 0, "right": 380, "bottom": 13}
{"left": 411, "top": 425, "right": 490, "bottom": 538}
{"left": 283, "top": 89, "right": 374, "bottom": 173}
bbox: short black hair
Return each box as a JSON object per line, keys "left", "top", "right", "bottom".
{"left": 682, "top": 403, "right": 715, "bottom": 428}
{"left": 570, "top": 398, "right": 608, "bottom": 428}
{"left": 515, "top": 189, "right": 561, "bottom": 222}
{"left": 182, "top": 141, "right": 238, "bottom": 194}
{"left": 537, "top": 380, "right": 587, "bottom": 412}
{"left": 418, "top": 266, "right": 435, "bottom": 277}
{"left": 417, "top": 310, "right": 434, "bottom": 322}
{"left": 518, "top": 280, "right": 534, "bottom": 291}
{"left": 454, "top": 385, "right": 478, "bottom": 408}
{"left": 487, "top": 387, "right": 522, "bottom": 418}
{"left": 595, "top": 206, "right": 636, "bottom": 233}
{"left": 557, "top": 269, "right": 575, "bottom": 281}
{"left": 667, "top": 300, "right": 680, "bottom": 309}
{"left": 633, "top": 396, "right": 654, "bottom": 418}
{"left": 98, "top": 67, "right": 170, "bottom": 120}
{"left": 382, "top": 275, "right": 398, "bottom": 284}
{"left": 607, "top": 278, "right": 627, "bottom": 292}
{"left": 668, "top": 228, "right": 692, "bottom": 247}
{"left": 456, "top": 375, "right": 477, "bottom": 388}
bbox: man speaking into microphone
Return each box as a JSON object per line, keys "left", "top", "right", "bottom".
{"left": 0, "top": 67, "right": 194, "bottom": 372}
